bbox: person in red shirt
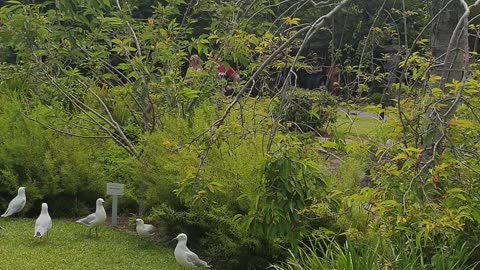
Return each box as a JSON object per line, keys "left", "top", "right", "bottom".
{"left": 215, "top": 55, "right": 240, "bottom": 96}
{"left": 217, "top": 63, "right": 240, "bottom": 82}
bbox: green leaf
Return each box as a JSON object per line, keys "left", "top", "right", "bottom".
{"left": 415, "top": 230, "right": 424, "bottom": 247}
{"left": 284, "top": 17, "right": 300, "bottom": 26}
{"left": 6, "top": 0, "right": 22, "bottom": 5}
{"left": 100, "top": 0, "right": 111, "bottom": 8}
{"left": 321, "top": 141, "right": 337, "bottom": 150}
{"left": 111, "top": 39, "right": 123, "bottom": 45}
{"left": 471, "top": 210, "right": 480, "bottom": 224}
{"left": 117, "top": 63, "right": 130, "bottom": 71}
{"left": 446, "top": 188, "right": 467, "bottom": 201}
{"left": 101, "top": 17, "right": 123, "bottom": 26}
{"left": 181, "top": 88, "right": 200, "bottom": 99}
{"left": 127, "top": 71, "right": 138, "bottom": 79}
{"left": 309, "top": 107, "right": 319, "bottom": 120}
{"left": 431, "top": 88, "right": 444, "bottom": 98}
{"left": 428, "top": 75, "right": 442, "bottom": 84}
{"left": 392, "top": 153, "right": 408, "bottom": 161}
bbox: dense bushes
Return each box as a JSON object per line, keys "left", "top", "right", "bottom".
{"left": 136, "top": 107, "right": 340, "bottom": 269}
{"left": 135, "top": 101, "right": 283, "bottom": 269}
{"left": 280, "top": 89, "right": 338, "bottom": 134}
{"left": 0, "top": 95, "right": 115, "bottom": 217}
{"left": 150, "top": 204, "right": 281, "bottom": 270}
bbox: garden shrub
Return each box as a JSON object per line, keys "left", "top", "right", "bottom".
{"left": 0, "top": 96, "right": 114, "bottom": 217}
{"left": 368, "top": 92, "right": 383, "bottom": 104}
{"left": 150, "top": 203, "right": 283, "bottom": 270}
{"left": 128, "top": 101, "right": 283, "bottom": 269}
{"left": 280, "top": 89, "right": 338, "bottom": 134}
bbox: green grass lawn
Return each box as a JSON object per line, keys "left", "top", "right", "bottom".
{"left": 334, "top": 114, "right": 384, "bottom": 138}
{"left": 0, "top": 218, "right": 183, "bottom": 270}
{"left": 333, "top": 105, "right": 401, "bottom": 140}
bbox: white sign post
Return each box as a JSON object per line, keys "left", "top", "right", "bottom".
{"left": 106, "top": 182, "right": 124, "bottom": 227}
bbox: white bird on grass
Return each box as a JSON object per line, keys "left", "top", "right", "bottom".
{"left": 34, "top": 203, "right": 52, "bottom": 238}
{"left": 1, "top": 187, "right": 26, "bottom": 218}
{"left": 174, "top": 233, "right": 212, "bottom": 269}
{"left": 135, "top": 219, "right": 155, "bottom": 237}
{"left": 75, "top": 198, "right": 106, "bottom": 236}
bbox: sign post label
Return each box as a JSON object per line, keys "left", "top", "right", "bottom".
{"left": 106, "top": 182, "right": 124, "bottom": 227}
{"left": 107, "top": 182, "right": 124, "bottom": 196}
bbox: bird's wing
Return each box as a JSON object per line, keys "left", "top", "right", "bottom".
{"left": 186, "top": 250, "right": 211, "bottom": 268}
{"left": 1, "top": 196, "right": 26, "bottom": 217}
{"left": 145, "top": 224, "right": 155, "bottom": 233}
{"left": 35, "top": 214, "right": 52, "bottom": 237}
{"left": 76, "top": 213, "right": 96, "bottom": 226}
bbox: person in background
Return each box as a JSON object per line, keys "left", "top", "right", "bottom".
{"left": 185, "top": 54, "right": 203, "bottom": 82}
{"left": 184, "top": 54, "right": 206, "bottom": 93}
{"left": 184, "top": 54, "right": 206, "bottom": 113}
{"left": 189, "top": 54, "right": 202, "bottom": 73}
{"left": 215, "top": 54, "right": 240, "bottom": 97}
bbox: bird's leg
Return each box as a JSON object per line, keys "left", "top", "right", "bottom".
{"left": 95, "top": 227, "right": 98, "bottom": 237}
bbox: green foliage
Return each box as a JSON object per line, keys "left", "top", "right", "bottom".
{"left": 100, "top": 100, "right": 278, "bottom": 269}
{"left": 369, "top": 92, "right": 384, "bottom": 104}
{"left": 150, "top": 204, "right": 279, "bottom": 270}
{"left": 0, "top": 95, "right": 114, "bottom": 217}
{"left": 280, "top": 89, "right": 338, "bottom": 134}
{"left": 241, "top": 137, "right": 328, "bottom": 249}
{"left": 272, "top": 236, "right": 479, "bottom": 270}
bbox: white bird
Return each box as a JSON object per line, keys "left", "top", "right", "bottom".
{"left": 174, "top": 233, "right": 212, "bottom": 269}
{"left": 34, "top": 203, "right": 52, "bottom": 238}
{"left": 136, "top": 219, "right": 155, "bottom": 237}
{"left": 75, "top": 198, "right": 106, "bottom": 236}
{"left": 1, "top": 187, "right": 26, "bottom": 218}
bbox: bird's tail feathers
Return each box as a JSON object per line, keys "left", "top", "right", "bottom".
{"left": 35, "top": 231, "right": 42, "bottom": 238}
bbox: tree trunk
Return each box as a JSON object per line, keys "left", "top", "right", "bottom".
{"left": 420, "top": 0, "right": 468, "bottom": 175}
{"left": 430, "top": 0, "right": 468, "bottom": 85}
